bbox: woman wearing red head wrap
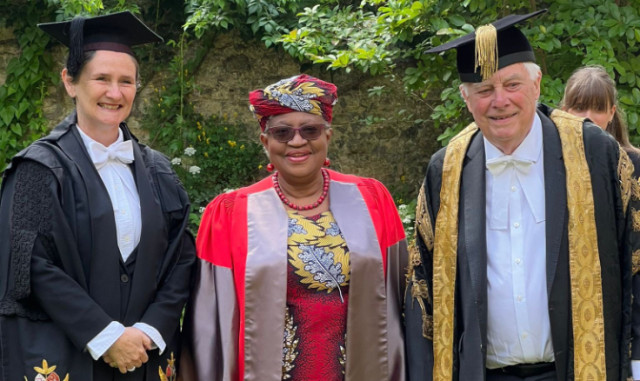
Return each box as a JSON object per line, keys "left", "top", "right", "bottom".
{"left": 181, "top": 74, "right": 407, "bottom": 381}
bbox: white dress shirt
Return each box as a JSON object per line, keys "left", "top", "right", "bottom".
{"left": 484, "top": 114, "right": 555, "bottom": 368}
{"left": 76, "top": 126, "right": 165, "bottom": 359}
{"left": 78, "top": 127, "right": 141, "bottom": 261}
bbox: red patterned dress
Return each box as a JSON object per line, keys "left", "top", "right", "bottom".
{"left": 282, "top": 210, "right": 350, "bottom": 381}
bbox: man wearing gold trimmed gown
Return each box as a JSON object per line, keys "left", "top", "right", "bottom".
{"left": 405, "top": 9, "right": 640, "bottom": 381}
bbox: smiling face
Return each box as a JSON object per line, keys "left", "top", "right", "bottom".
{"left": 62, "top": 50, "right": 138, "bottom": 140}
{"left": 461, "top": 62, "right": 541, "bottom": 154}
{"left": 260, "top": 111, "right": 331, "bottom": 184}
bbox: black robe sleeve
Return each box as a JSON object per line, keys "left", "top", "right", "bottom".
{"left": 2, "top": 160, "right": 114, "bottom": 349}
{"left": 626, "top": 148, "right": 640, "bottom": 361}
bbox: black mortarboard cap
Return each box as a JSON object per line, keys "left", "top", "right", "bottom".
{"left": 425, "top": 10, "right": 546, "bottom": 82}
{"left": 38, "top": 11, "right": 163, "bottom": 55}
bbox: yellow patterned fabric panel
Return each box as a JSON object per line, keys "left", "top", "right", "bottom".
{"left": 550, "top": 109, "right": 607, "bottom": 381}
{"left": 287, "top": 210, "right": 350, "bottom": 294}
{"left": 619, "top": 147, "right": 633, "bottom": 215}
{"left": 432, "top": 123, "right": 477, "bottom": 381}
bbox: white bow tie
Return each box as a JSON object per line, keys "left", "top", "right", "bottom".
{"left": 486, "top": 155, "right": 538, "bottom": 230}
{"left": 486, "top": 155, "right": 533, "bottom": 176}
{"left": 90, "top": 140, "right": 134, "bottom": 169}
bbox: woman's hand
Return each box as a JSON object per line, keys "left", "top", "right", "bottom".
{"left": 103, "top": 327, "right": 152, "bottom": 373}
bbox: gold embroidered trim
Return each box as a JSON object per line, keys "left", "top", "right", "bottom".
{"left": 632, "top": 209, "right": 640, "bottom": 232}
{"left": 432, "top": 123, "right": 478, "bottom": 380}
{"left": 551, "top": 109, "right": 607, "bottom": 381}
{"left": 619, "top": 147, "right": 633, "bottom": 214}
{"left": 29, "top": 359, "right": 69, "bottom": 381}
{"left": 159, "top": 352, "right": 177, "bottom": 381}
{"left": 416, "top": 184, "right": 435, "bottom": 252}
{"left": 415, "top": 279, "right": 433, "bottom": 339}
{"left": 633, "top": 177, "right": 640, "bottom": 202}
{"left": 406, "top": 243, "right": 433, "bottom": 339}
{"left": 406, "top": 183, "right": 436, "bottom": 339}
{"left": 633, "top": 250, "right": 640, "bottom": 276}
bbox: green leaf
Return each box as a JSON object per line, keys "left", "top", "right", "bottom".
{"left": 449, "top": 14, "right": 466, "bottom": 27}
{"left": 620, "top": 96, "right": 633, "bottom": 105}
{"left": 16, "top": 101, "right": 29, "bottom": 119}
{"left": 10, "top": 124, "right": 22, "bottom": 135}
{"left": 0, "top": 108, "right": 14, "bottom": 126}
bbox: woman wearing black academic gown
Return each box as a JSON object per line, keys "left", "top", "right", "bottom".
{"left": 0, "top": 12, "right": 195, "bottom": 381}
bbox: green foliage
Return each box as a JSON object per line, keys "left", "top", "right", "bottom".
{"left": 271, "top": 0, "right": 640, "bottom": 145}
{"left": 44, "top": 0, "right": 140, "bottom": 19}
{"left": 142, "top": 35, "right": 265, "bottom": 229}
{"left": 397, "top": 197, "right": 417, "bottom": 241}
{"left": 44, "top": 0, "right": 105, "bottom": 19}
{"left": 541, "top": 0, "right": 640, "bottom": 144}
{"left": 0, "top": 2, "right": 58, "bottom": 173}
{"left": 184, "top": 0, "right": 310, "bottom": 47}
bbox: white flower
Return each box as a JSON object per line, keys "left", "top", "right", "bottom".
{"left": 184, "top": 146, "right": 196, "bottom": 156}
{"left": 188, "top": 165, "right": 201, "bottom": 175}
{"left": 171, "top": 157, "right": 182, "bottom": 165}
{"left": 199, "top": 206, "right": 206, "bottom": 213}
{"left": 398, "top": 204, "right": 407, "bottom": 212}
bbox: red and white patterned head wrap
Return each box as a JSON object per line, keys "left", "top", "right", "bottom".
{"left": 249, "top": 74, "right": 338, "bottom": 131}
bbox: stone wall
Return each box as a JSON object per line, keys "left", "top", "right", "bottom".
{"left": 1, "top": 28, "right": 444, "bottom": 200}
{"left": 0, "top": 26, "right": 18, "bottom": 86}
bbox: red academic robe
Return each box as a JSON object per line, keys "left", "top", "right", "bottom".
{"left": 181, "top": 169, "right": 407, "bottom": 381}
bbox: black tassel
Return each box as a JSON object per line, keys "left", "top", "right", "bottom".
{"left": 66, "top": 17, "right": 86, "bottom": 77}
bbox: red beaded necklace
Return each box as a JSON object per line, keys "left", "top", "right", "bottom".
{"left": 273, "top": 168, "right": 330, "bottom": 211}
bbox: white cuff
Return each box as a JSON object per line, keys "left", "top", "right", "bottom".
{"left": 133, "top": 322, "right": 165, "bottom": 354}
{"left": 632, "top": 360, "right": 640, "bottom": 380}
{"left": 85, "top": 321, "right": 125, "bottom": 360}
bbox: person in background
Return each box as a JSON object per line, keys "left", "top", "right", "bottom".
{"left": 0, "top": 12, "right": 195, "bottom": 380}
{"left": 180, "top": 74, "right": 407, "bottom": 381}
{"left": 405, "top": 9, "right": 640, "bottom": 380}
{"left": 561, "top": 64, "right": 640, "bottom": 176}
{"left": 562, "top": 64, "right": 640, "bottom": 381}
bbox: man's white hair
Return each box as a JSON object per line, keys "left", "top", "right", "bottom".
{"left": 459, "top": 62, "right": 541, "bottom": 97}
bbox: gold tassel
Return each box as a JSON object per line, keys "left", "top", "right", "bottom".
{"left": 475, "top": 24, "right": 498, "bottom": 81}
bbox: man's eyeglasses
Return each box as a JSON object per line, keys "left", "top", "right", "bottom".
{"left": 265, "top": 124, "right": 327, "bottom": 143}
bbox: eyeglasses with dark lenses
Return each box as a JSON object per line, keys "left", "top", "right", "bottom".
{"left": 266, "top": 125, "right": 326, "bottom": 143}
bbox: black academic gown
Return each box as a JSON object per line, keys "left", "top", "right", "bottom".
{"left": 0, "top": 112, "right": 196, "bottom": 381}
{"left": 405, "top": 104, "right": 635, "bottom": 380}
